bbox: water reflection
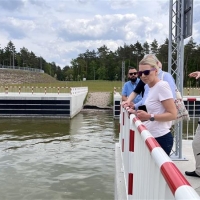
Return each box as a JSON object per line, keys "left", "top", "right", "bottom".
{"left": 0, "top": 110, "right": 119, "bottom": 200}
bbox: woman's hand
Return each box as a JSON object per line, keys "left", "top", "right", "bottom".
{"left": 127, "top": 108, "right": 136, "bottom": 114}
{"left": 136, "top": 110, "right": 150, "bottom": 121}
{"left": 127, "top": 108, "right": 136, "bottom": 118}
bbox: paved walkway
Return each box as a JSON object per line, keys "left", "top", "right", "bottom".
{"left": 174, "top": 140, "right": 200, "bottom": 195}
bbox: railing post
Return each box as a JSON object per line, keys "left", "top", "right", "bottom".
{"left": 128, "top": 116, "right": 135, "bottom": 199}
{"left": 5, "top": 86, "right": 8, "bottom": 94}
{"left": 58, "top": 87, "right": 60, "bottom": 95}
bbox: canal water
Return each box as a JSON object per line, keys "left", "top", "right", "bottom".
{"left": 0, "top": 110, "right": 119, "bottom": 200}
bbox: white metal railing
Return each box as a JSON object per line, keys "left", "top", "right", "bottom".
{"left": 118, "top": 107, "right": 200, "bottom": 200}
{"left": 0, "top": 86, "right": 70, "bottom": 94}
{"left": 0, "top": 86, "right": 88, "bottom": 96}
{"left": 0, "top": 64, "right": 44, "bottom": 73}
{"left": 113, "top": 87, "right": 200, "bottom": 96}
{"left": 185, "top": 88, "right": 200, "bottom": 96}
{"left": 70, "top": 87, "right": 88, "bottom": 95}
{"left": 114, "top": 93, "right": 200, "bottom": 139}
{"left": 183, "top": 97, "right": 200, "bottom": 139}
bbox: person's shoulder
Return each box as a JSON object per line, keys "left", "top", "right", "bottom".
{"left": 136, "top": 78, "right": 141, "bottom": 83}
{"left": 125, "top": 80, "right": 131, "bottom": 84}
{"left": 158, "top": 80, "right": 170, "bottom": 87}
{"left": 162, "top": 71, "right": 175, "bottom": 83}
{"left": 123, "top": 81, "right": 131, "bottom": 86}
{"left": 162, "top": 71, "right": 173, "bottom": 78}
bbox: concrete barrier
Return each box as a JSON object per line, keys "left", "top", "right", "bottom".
{"left": 0, "top": 87, "right": 88, "bottom": 118}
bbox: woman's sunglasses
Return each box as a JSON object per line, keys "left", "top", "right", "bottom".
{"left": 137, "top": 68, "right": 156, "bottom": 77}
{"left": 129, "top": 72, "right": 137, "bottom": 76}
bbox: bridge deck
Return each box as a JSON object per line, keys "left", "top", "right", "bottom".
{"left": 115, "top": 140, "right": 200, "bottom": 199}
{"left": 174, "top": 140, "right": 200, "bottom": 195}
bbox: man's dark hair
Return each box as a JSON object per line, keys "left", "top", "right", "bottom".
{"left": 128, "top": 66, "right": 136, "bottom": 70}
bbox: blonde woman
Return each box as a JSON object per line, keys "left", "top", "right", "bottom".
{"left": 132, "top": 56, "right": 177, "bottom": 155}
{"left": 122, "top": 54, "right": 176, "bottom": 109}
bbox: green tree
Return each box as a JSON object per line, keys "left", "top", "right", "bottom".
{"left": 133, "top": 41, "right": 144, "bottom": 67}
{"left": 158, "top": 38, "right": 169, "bottom": 71}
{"left": 4, "top": 41, "right": 16, "bottom": 67}
{"left": 184, "top": 37, "right": 196, "bottom": 86}
{"left": 143, "top": 42, "right": 150, "bottom": 55}
{"left": 150, "top": 39, "right": 159, "bottom": 54}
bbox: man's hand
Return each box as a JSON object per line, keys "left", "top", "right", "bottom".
{"left": 121, "top": 101, "right": 134, "bottom": 109}
{"left": 188, "top": 71, "right": 200, "bottom": 79}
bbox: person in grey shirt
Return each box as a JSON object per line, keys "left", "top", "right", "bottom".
{"left": 185, "top": 71, "right": 200, "bottom": 178}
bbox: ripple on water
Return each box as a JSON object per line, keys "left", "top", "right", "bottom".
{"left": 0, "top": 111, "right": 118, "bottom": 200}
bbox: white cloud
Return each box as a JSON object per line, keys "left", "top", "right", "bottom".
{"left": 0, "top": 0, "right": 199, "bottom": 68}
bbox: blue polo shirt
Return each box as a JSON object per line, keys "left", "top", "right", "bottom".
{"left": 122, "top": 78, "right": 142, "bottom": 104}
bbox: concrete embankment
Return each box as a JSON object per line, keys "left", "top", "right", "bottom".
{"left": 83, "top": 92, "right": 112, "bottom": 109}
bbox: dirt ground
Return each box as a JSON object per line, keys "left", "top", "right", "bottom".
{"left": 84, "top": 92, "right": 112, "bottom": 108}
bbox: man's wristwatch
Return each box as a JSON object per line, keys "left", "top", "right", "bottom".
{"left": 149, "top": 114, "right": 155, "bottom": 121}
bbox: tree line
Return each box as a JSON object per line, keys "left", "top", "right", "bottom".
{"left": 0, "top": 38, "right": 199, "bottom": 87}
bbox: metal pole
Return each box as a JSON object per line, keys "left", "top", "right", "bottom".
{"left": 178, "top": 0, "right": 185, "bottom": 159}
{"left": 168, "top": 0, "right": 188, "bottom": 160}
{"left": 40, "top": 57, "right": 42, "bottom": 69}
{"left": 122, "top": 61, "right": 125, "bottom": 88}
{"left": 13, "top": 48, "right": 14, "bottom": 69}
{"left": 168, "top": 0, "right": 172, "bottom": 73}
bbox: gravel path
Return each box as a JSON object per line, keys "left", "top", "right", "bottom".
{"left": 84, "top": 92, "right": 112, "bottom": 108}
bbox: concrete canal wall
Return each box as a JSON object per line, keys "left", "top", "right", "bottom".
{"left": 0, "top": 87, "right": 88, "bottom": 118}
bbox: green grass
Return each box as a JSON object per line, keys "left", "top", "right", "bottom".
{"left": 3, "top": 80, "right": 200, "bottom": 95}
{"left": 6, "top": 80, "right": 123, "bottom": 93}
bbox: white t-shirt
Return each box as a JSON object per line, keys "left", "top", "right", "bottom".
{"left": 143, "top": 80, "right": 173, "bottom": 138}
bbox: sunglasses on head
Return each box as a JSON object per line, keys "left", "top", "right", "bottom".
{"left": 137, "top": 68, "right": 156, "bottom": 77}
{"left": 129, "top": 72, "right": 137, "bottom": 76}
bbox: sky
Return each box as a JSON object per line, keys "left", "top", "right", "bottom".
{"left": 0, "top": 0, "right": 200, "bottom": 69}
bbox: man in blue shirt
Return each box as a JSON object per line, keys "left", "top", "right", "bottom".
{"left": 122, "top": 67, "right": 142, "bottom": 104}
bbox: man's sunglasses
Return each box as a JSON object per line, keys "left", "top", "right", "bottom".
{"left": 129, "top": 72, "right": 137, "bottom": 76}
{"left": 137, "top": 68, "right": 156, "bottom": 77}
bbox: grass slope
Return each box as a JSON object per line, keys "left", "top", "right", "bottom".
{"left": 1, "top": 69, "right": 199, "bottom": 94}
{"left": 1, "top": 69, "right": 122, "bottom": 92}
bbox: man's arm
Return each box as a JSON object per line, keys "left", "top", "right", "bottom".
{"left": 125, "top": 80, "right": 145, "bottom": 103}
{"left": 134, "top": 84, "right": 149, "bottom": 110}
{"left": 121, "top": 92, "right": 136, "bottom": 108}
{"left": 134, "top": 79, "right": 145, "bottom": 97}
{"left": 122, "top": 95, "right": 128, "bottom": 101}
{"left": 121, "top": 79, "right": 145, "bottom": 107}
{"left": 121, "top": 83, "right": 128, "bottom": 101}
{"left": 126, "top": 92, "right": 137, "bottom": 103}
